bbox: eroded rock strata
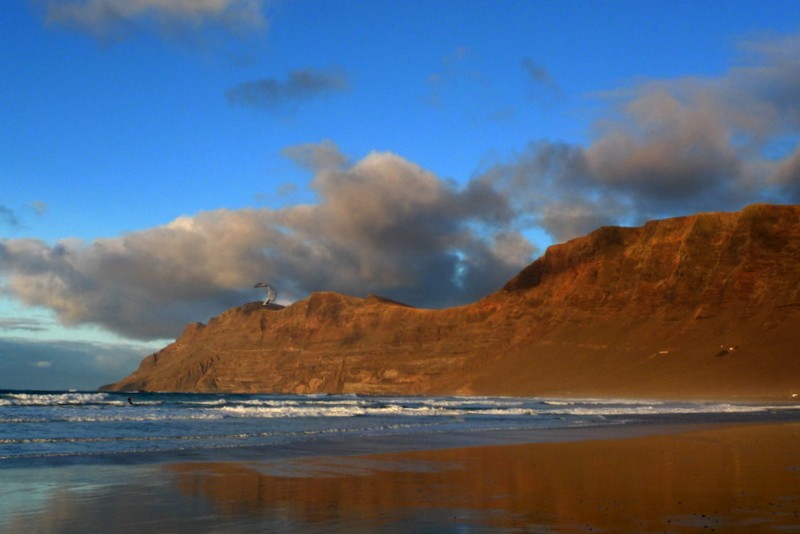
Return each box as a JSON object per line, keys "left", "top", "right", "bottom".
{"left": 103, "top": 204, "right": 800, "bottom": 399}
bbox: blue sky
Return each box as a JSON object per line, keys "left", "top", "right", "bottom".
{"left": 2, "top": 0, "right": 800, "bottom": 390}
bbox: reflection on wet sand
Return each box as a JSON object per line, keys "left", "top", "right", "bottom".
{"left": 169, "top": 423, "right": 800, "bottom": 532}
{"left": 2, "top": 423, "right": 799, "bottom": 533}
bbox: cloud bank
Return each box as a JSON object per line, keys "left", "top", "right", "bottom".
{"left": 2, "top": 32, "right": 800, "bottom": 342}
{"left": 0, "top": 145, "right": 534, "bottom": 339}
{"left": 0, "top": 338, "right": 148, "bottom": 390}
{"left": 479, "top": 33, "right": 800, "bottom": 241}
{"left": 40, "top": 0, "right": 267, "bottom": 40}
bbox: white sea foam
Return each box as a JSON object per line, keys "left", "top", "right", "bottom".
{"left": 218, "top": 405, "right": 366, "bottom": 418}
{"left": 179, "top": 399, "right": 227, "bottom": 406}
{"left": 0, "top": 392, "right": 118, "bottom": 406}
{"left": 215, "top": 403, "right": 540, "bottom": 419}
{"left": 548, "top": 402, "right": 789, "bottom": 416}
{"left": 2, "top": 392, "right": 800, "bottom": 465}
{"left": 58, "top": 413, "right": 225, "bottom": 423}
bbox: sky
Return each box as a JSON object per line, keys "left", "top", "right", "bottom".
{"left": 2, "top": 0, "right": 800, "bottom": 390}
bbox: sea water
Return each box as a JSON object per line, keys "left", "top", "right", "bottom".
{"left": 3, "top": 391, "right": 800, "bottom": 533}
{"left": 2, "top": 390, "right": 799, "bottom": 467}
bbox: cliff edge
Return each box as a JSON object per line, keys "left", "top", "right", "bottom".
{"left": 102, "top": 204, "right": 800, "bottom": 400}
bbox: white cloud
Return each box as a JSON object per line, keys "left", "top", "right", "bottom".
{"left": 479, "top": 32, "right": 800, "bottom": 241}
{"left": 0, "top": 146, "right": 535, "bottom": 340}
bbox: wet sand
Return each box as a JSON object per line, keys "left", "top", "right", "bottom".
{"left": 3, "top": 422, "right": 800, "bottom": 533}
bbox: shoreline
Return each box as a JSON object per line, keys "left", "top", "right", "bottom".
{"left": 3, "top": 399, "right": 800, "bottom": 468}
{"left": 4, "top": 409, "right": 793, "bottom": 470}
{"left": 3, "top": 421, "right": 800, "bottom": 532}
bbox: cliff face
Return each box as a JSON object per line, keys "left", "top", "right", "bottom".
{"left": 103, "top": 204, "right": 800, "bottom": 400}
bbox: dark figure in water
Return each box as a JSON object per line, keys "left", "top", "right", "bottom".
{"left": 127, "top": 397, "right": 135, "bottom": 406}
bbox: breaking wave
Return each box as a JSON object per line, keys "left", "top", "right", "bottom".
{"left": 2, "top": 390, "right": 799, "bottom": 464}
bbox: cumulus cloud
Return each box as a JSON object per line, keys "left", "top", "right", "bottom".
{"left": 5, "top": 31, "right": 800, "bottom": 344}
{"left": 0, "top": 145, "right": 535, "bottom": 340}
{"left": 479, "top": 32, "right": 800, "bottom": 241}
{"left": 39, "top": 0, "right": 267, "bottom": 41}
{"left": 585, "top": 88, "right": 744, "bottom": 208}
{"left": 226, "top": 69, "right": 350, "bottom": 113}
{"left": 282, "top": 139, "right": 349, "bottom": 172}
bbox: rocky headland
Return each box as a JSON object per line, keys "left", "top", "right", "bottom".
{"left": 102, "top": 204, "right": 800, "bottom": 400}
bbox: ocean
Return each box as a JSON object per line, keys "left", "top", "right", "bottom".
{"left": 3, "top": 390, "right": 800, "bottom": 532}
{"left": 3, "top": 390, "right": 799, "bottom": 466}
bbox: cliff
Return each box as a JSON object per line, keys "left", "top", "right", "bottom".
{"left": 102, "top": 204, "right": 800, "bottom": 400}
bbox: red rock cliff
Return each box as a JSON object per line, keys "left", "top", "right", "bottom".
{"left": 102, "top": 204, "right": 800, "bottom": 400}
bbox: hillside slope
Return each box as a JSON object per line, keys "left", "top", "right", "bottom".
{"left": 102, "top": 204, "right": 800, "bottom": 400}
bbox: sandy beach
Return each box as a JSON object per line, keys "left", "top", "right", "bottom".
{"left": 2, "top": 421, "right": 799, "bottom": 533}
